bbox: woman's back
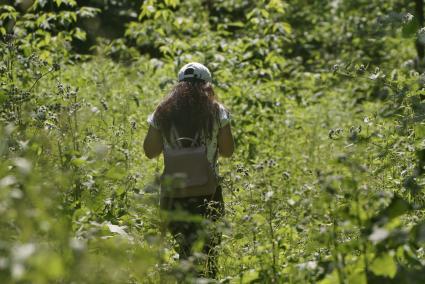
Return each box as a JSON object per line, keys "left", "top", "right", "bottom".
{"left": 147, "top": 100, "right": 231, "bottom": 171}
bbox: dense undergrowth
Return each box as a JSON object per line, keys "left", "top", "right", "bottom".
{"left": 1, "top": 0, "right": 425, "bottom": 283}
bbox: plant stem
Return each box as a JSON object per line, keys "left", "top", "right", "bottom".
{"left": 268, "top": 200, "right": 278, "bottom": 281}
{"left": 28, "top": 69, "right": 55, "bottom": 92}
{"left": 73, "top": 92, "right": 79, "bottom": 151}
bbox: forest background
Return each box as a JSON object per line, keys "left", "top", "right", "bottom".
{"left": 0, "top": 0, "right": 425, "bottom": 283}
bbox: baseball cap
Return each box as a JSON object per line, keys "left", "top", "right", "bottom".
{"left": 178, "top": 62, "right": 212, "bottom": 83}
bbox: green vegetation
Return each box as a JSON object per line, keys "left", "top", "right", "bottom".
{"left": 0, "top": 0, "right": 424, "bottom": 283}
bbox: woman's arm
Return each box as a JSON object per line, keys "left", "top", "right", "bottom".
{"left": 143, "top": 125, "right": 163, "bottom": 159}
{"left": 218, "top": 124, "right": 234, "bottom": 157}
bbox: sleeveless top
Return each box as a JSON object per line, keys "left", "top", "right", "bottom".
{"left": 147, "top": 103, "right": 231, "bottom": 175}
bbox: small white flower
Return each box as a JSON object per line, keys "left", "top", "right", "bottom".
{"left": 307, "top": 261, "right": 318, "bottom": 270}
{"left": 419, "top": 73, "right": 425, "bottom": 85}
{"left": 403, "top": 13, "right": 414, "bottom": 24}
{"left": 265, "top": 191, "right": 274, "bottom": 202}
{"left": 418, "top": 27, "right": 425, "bottom": 44}
{"left": 69, "top": 238, "right": 86, "bottom": 252}
{"left": 13, "top": 158, "right": 32, "bottom": 175}
{"left": 369, "top": 227, "right": 389, "bottom": 243}
{"left": 0, "top": 175, "right": 17, "bottom": 188}
{"left": 12, "top": 243, "right": 36, "bottom": 262}
{"left": 402, "top": 59, "right": 415, "bottom": 70}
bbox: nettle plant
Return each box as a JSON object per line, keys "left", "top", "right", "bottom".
{"left": 0, "top": 1, "right": 99, "bottom": 61}
{"left": 310, "top": 64, "right": 425, "bottom": 283}
{"left": 0, "top": 0, "right": 99, "bottom": 128}
{"left": 1, "top": 30, "right": 110, "bottom": 211}
{"left": 0, "top": 34, "right": 60, "bottom": 126}
{"left": 0, "top": 34, "right": 159, "bottom": 283}
{"left": 0, "top": 0, "right": 136, "bottom": 217}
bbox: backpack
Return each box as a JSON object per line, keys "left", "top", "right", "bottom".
{"left": 160, "top": 132, "right": 218, "bottom": 198}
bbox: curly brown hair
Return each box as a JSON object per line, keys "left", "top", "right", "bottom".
{"left": 154, "top": 79, "right": 220, "bottom": 145}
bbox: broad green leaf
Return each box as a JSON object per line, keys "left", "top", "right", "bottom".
{"left": 414, "top": 124, "right": 425, "bottom": 139}
{"left": 230, "top": 269, "right": 259, "bottom": 284}
{"left": 72, "top": 28, "right": 86, "bottom": 41}
{"left": 319, "top": 270, "right": 340, "bottom": 284}
{"left": 229, "top": 21, "right": 245, "bottom": 28}
{"left": 0, "top": 5, "right": 16, "bottom": 12}
{"left": 370, "top": 253, "right": 397, "bottom": 278}
{"left": 77, "top": 7, "right": 101, "bottom": 18}
{"left": 71, "top": 157, "right": 86, "bottom": 167}
{"left": 267, "top": 0, "right": 286, "bottom": 13}
{"left": 375, "top": 195, "right": 411, "bottom": 222}
{"left": 106, "top": 167, "right": 126, "bottom": 180}
{"left": 164, "top": 0, "right": 179, "bottom": 8}
{"left": 348, "top": 271, "right": 367, "bottom": 284}
{"left": 384, "top": 196, "right": 410, "bottom": 220}
{"left": 33, "top": 252, "right": 65, "bottom": 279}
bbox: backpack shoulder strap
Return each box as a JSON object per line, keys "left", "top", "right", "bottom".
{"left": 171, "top": 127, "right": 200, "bottom": 148}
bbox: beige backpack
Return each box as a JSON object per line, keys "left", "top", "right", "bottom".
{"left": 160, "top": 132, "right": 218, "bottom": 198}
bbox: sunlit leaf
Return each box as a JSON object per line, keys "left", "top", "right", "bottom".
{"left": 370, "top": 253, "right": 397, "bottom": 278}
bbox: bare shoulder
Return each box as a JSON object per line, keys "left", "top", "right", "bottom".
{"left": 218, "top": 124, "right": 234, "bottom": 157}
{"left": 215, "top": 102, "right": 231, "bottom": 128}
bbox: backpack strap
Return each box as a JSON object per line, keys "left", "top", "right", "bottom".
{"left": 171, "top": 127, "right": 200, "bottom": 148}
{"left": 176, "top": 137, "right": 197, "bottom": 147}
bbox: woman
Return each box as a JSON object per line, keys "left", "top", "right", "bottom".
{"left": 143, "top": 62, "right": 234, "bottom": 278}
